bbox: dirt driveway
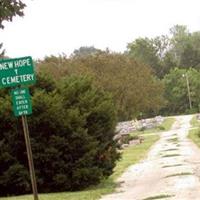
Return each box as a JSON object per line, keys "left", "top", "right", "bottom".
{"left": 100, "top": 115, "right": 200, "bottom": 200}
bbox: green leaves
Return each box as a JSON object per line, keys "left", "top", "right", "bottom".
{"left": 163, "top": 68, "right": 200, "bottom": 114}
{"left": 0, "top": 75, "right": 119, "bottom": 195}
{"left": 0, "top": 0, "right": 26, "bottom": 29}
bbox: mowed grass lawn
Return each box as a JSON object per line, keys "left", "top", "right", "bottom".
{"left": 0, "top": 117, "right": 175, "bottom": 200}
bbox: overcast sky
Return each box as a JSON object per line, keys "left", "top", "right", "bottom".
{"left": 1, "top": 0, "right": 200, "bottom": 59}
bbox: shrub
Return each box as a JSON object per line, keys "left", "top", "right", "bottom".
{"left": 138, "top": 126, "right": 146, "bottom": 131}
{"left": 157, "top": 125, "right": 165, "bottom": 130}
{"left": 120, "top": 134, "right": 139, "bottom": 144}
{"left": 0, "top": 75, "right": 119, "bottom": 196}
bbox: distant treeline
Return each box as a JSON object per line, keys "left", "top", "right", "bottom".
{"left": 36, "top": 51, "right": 164, "bottom": 120}
{"left": 36, "top": 25, "right": 200, "bottom": 117}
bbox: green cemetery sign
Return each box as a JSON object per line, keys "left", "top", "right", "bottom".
{"left": 0, "top": 56, "right": 36, "bottom": 88}
{"left": 1, "top": 56, "right": 39, "bottom": 200}
{"left": 11, "top": 88, "right": 32, "bottom": 117}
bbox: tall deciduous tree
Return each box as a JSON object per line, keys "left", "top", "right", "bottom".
{"left": 169, "top": 25, "right": 200, "bottom": 69}
{"left": 127, "top": 36, "right": 170, "bottom": 78}
{"left": 63, "top": 52, "right": 164, "bottom": 120}
{"left": 127, "top": 37, "right": 160, "bottom": 73}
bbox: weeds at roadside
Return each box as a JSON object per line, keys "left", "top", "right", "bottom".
{"left": 162, "top": 148, "right": 178, "bottom": 152}
{"left": 167, "top": 137, "right": 178, "bottom": 143}
{"left": 162, "top": 164, "right": 183, "bottom": 168}
{"left": 142, "top": 194, "right": 174, "bottom": 200}
{"left": 162, "top": 154, "right": 180, "bottom": 158}
{"left": 165, "top": 172, "right": 193, "bottom": 178}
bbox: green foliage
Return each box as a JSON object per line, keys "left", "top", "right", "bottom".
{"left": 0, "top": 135, "right": 159, "bottom": 200}
{"left": 189, "top": 127, "right": 200, "bottom": 148}
{"left": 127, "top": 37, "right": 163, "bottom": 77}
{"left": 190, "top": 116, "right": 200, "bottom": 127}
{"left": 0, "top": 0, "right": 26, "bottom": 58}
{"left": 71, "top": 46, "right": 102, "bottom": 58}
{"left": 35, "top": 55, "right": 69, "bottom": 80}
{"left": 30, "top": 72, "right": 56, "bottom": 93}
{"left": 168, "top": 25, "right": 200, "bottom": 69}
{"left": 37, "top": 52, "right": 164, "bottom": 120}
{"left": 157, "top": 125, "right": 165, "bottom": 130}
{"left": 0, "top": 0, "right": 26, "bottom": 29}
{"left": 127, "top": 25, "right": 200, "bottom": 79}
{"left": 163, "top": 68, "right": 200, "bottom": 114}
{"left": 127, "top": 35, "right": 172, "bottom": 78}
{"left": 0, "top": 75, "right": 119, "bottom": 196}
{"left": 120, "top": 134, "right": 138, "bottom": 144}
{"left": 59, "top": 76, "right": 119, "bottom": 179}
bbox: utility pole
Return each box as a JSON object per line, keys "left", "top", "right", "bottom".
{"left": 183, "top": 73, "right": 192, "bottom": 109}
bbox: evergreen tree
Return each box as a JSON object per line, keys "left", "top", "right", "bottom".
{"left": 0, "top": 75, "right": 119, "bottom": 195}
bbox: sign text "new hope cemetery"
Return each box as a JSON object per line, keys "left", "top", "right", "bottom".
{"left": 0, "top": 56, "right": 36, "bottom": 88}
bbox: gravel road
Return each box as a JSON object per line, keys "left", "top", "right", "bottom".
{"left": 100, "top": 115, "right": 200, "bottom": 200}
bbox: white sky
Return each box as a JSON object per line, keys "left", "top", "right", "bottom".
{"left": 1, "top": 0, "right": 200, "bottom": 59}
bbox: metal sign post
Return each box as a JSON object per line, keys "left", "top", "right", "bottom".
{"left": 11, "top": 87, "right": 39, "bottom": 200}
{"left": 0, "top": 56, "right": 39, "bottom": 200}
{"left": 22, "top": 115, "right": 39, "bottom": 200}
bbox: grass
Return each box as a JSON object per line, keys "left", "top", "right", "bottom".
{"left": 161, "top": 118, "right": 176, "bottom": 131}
{"left": 190, "top": 115, "right": 200, "bottom": 127}
{"left": 162, "top": 154, "right": 180, "bottom": 158}
{"left": 142, "top": 194, "right": 174, "bottom": 200}
{"left": 188, "top": 129, "right": 200, "bottom": 147}
{"left": 111, "top": 135, "right": 159, "bottom": 179}
{"left": 162, "top": 164, "right": 183, "bottom": 168}
{"left": 162, "top": 148, "right": 178, "bottom": 152}
{"left": 165, "top": 172, "right": 193, "bottom": 178}
{"left": 167, "top": 137, "right": 178, "bottom": 143}
{"left": 0, "top": 135, "right": 159, "bottom": 200}
{"left": 189, "top": 116, "right": 200, "bottom": 148}
{"left": 131, "top": 117, "right": 175, "bottom": 136}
